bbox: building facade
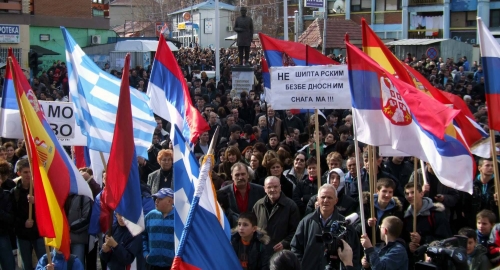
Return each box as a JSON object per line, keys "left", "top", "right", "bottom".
{"left": 0, "top": 0, "right": 113, "bottom": 70}
{"left": 169, "top": 0, "right": 237, "bottom": 48}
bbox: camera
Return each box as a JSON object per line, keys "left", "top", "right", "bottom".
{"left": 415, "top": 236, "right": 468, "bottom": 270}
{"left": 316, "top": 221, "right": 348, "bottom": 270}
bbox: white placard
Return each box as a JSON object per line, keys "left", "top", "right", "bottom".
{"left": 232, "top": 70, "right": 254, "bottom": 95}
{"left": 0, "top": 100, "right": 87, "bottom": 146}
{"left": 269, "top": 65, "right": 351, "bottom": 109}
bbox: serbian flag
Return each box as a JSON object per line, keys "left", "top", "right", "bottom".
{"left": 346, "top": 40, "right": 474, "bottom": 193}
{"left": 361, "top": 18, "right": 489, "bottom": 157}
{"left": 259, "top": 33, "right": 339, "bottom": 67}
{"left": 172, "top": 155, "right": 240, "bottom": 270}
{"left": 9, "top": 55, "right": 93, "bottom": 259}
{"left": 147, "top": 38, "right": 211, "bottom": 247}
{"left": 0, "top": 48, "right": 23, "bottom": 139}
{"left": 101, "top": 53, "right": 144, "bottom": 236}
{"left": 478, "top": 17, "right": 500, "bottom": 132}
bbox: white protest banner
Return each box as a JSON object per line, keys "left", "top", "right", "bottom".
{"left": 0, "top": 99, "right": 87, "bottom": 146}
{"left": 269, "top": 65, "right": 351, "bottom": 109}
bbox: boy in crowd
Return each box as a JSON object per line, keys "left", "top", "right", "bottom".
{"left": 360, "top": 216, "right": 409, "bottom": 270}
{"left": 457, "top": 227, "right": 491, "bottom": 270}
{"left": 476, "top": 210, "right": 495, "bottom": 248}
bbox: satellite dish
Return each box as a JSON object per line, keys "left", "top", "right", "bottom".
{"left": 332, "top": 0, "right": 345, "bottom": 13}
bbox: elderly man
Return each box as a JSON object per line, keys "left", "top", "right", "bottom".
{"left": 253, "top": 176, "right": 300, "bottom": 255}
{"left": 291, "top": 184, "right": 361, "bottom": 270}
{"left": 218, "top": 162, "right": 265, "bottom": 214}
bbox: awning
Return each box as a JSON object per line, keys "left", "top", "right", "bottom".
{"left": 384, "top": 39, "right": 446, "bottom": 46}
{"left": 30, "top": 45, "right": 60, "bottom": 56}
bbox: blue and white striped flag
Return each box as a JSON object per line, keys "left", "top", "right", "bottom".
{"left": 61, "top": 27, "right": 155, "bottom": 157}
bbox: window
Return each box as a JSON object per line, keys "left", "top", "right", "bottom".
{"left": 492, "top": 10, "right": 500, "bottom": 27}
{"left": 466, "top": 11, "right": 476, "bottom": 27}
{"left": 386, "top": 0, "right": 399, "bottom": 10}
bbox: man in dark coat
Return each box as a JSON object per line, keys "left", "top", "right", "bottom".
{"left": 234, "top": 7, "right": 254, "bottom": 66}
{"left": 253, "top": 176, "right": 300, "bottom": 256}
{"left": 218, "top": 162, "right": 265, "bottom": 214}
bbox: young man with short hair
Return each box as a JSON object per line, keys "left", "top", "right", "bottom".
{"left": 457, "top": 227, "right": 491, "bottom": 270}
{"left": 360, "top": 216, "right": 409, "bottom": 270}
{"left": 476, "top": 209, "right": 495, "bottom": 248}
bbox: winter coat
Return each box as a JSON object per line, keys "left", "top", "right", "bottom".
{"left": 305, "top": 188, "right": 358, "bottom": 218}
{"left": 10, "top": 181, "right": 40, "bottom": 240}
{"left": 36, "top": 251, "right": 84, "bottom": 270}
{"left": 469, "top": 244, "right": 491, "bottom": 270}
{"left": 253, "top": 192, "right": 300, "bottom": 250}
{"left": 291, "top": 208, "right": 361, "bottom": 270}
{"left": 99, "top": 224, "right": 143, "bottom": 270}
{"left": 383, "top": 160, "right": 413, "bottom": 188}
{"left": 409, "top": 167, "right": 460, "bottom": 218}
{"left": 65, "top": 194, "right": 92, "bottom": 244}
{"left": 292, "top": 178, "right": 318, "bottom": 216}
{"left": 231, "top": 228, "right": 270, "bottom": 270}
{"left": 283, "top": 167, "right": 308, "bottom": 186}
{"left": 234, "top": 14, "right": 254, "bottom": 47}
{"left": 0, "top": 189, "right": 14, "bottom": 236}
{"left": 218, "top": 183, "right": 266, "bottom": 214}
{"left": 147, "top": 168, "right": 173, "bottom": 195}
{"left": 358, "top": 193, "right": 404, "bottom": 244}
{"left": 364, "top": 239, "right": 409, "bottom": 270}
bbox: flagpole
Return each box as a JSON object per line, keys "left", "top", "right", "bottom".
{"left": 45, "top": 245, "right": 52, "bottom": 265}
{"left": 352, "top": 109, "right": 366, "bottom": 235}
{"left": 314, "top": 109, "right": 321, "bottom": 190}
{"left": 413, "top": 157, "right": 418, "bottom": 233}
{"left": 420, "top": 159, "right": 428, "bottom": 185}
{"left": 368, "top": 146, "right": 376, "bottom": 244}
{"left": 8, "top": 57, "right": 35, "bottom": 222}
{"left": 489, "top": 130, "right": 500, "bottom": 216}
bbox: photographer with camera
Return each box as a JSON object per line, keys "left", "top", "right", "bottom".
{"left": 360, "top": 216, "right": 408, "bottom": 270}
{"left": 291, "top": 184, "right": 361, "bottom": 270}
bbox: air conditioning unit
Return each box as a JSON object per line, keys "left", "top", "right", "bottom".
{"left": 91, "top": 35, "right": 101, "bottom": 45}
{"left": 312, "top": 11, "right": 324, "bottom": 18}
{"left": 227, "top": 26, "right": 233, "bottom": 32}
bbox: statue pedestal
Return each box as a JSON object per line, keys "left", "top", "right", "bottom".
{"left": 231, "top": 66, "right": 254, "bottom": 96}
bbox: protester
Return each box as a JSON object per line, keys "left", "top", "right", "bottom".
{"left": 457, "top": 227, "right": 491, "bottom": 270}
{"left": 231, "top": 211, "right": 270, "bottom": 270}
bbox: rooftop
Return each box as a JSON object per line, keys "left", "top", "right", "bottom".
{"left": 298, "top": 18, "right": 362, "bottom": 49}
{"left": 168, "top": 0, "right": 237, "bottom": 15}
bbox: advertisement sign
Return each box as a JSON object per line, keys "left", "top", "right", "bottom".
{"left": 305, "top": 0, "right": 324, "bottom": 8}
{"left": 0, "top": 100, "right": 87, "bottom": 146}
{"left": 268, "top": 65, "right": 351, "bottom": 109}
{"left": 0, "top": 24, "right": 20, "bottom": 44}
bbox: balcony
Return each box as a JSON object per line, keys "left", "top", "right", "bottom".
{"left": 0, "top": 0, "right": 22, "bottom": 13}
{"left": 408, "top": 29, "right": 443, "bottom": 38}
{"left": 408, "top": 0, "right": 443, "bottom": 6}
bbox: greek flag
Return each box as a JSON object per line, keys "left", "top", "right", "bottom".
{"left": 62, "top": 27, "right": 155, "bottom": 157}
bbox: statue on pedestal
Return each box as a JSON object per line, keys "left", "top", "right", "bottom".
{"left": 234, "top": 7, "right": 254, "bottom": 66}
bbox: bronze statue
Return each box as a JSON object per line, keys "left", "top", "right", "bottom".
{"left": 234, "top": 7, "right": 254, "bottom": 66}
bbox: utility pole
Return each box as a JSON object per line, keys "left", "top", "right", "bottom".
{"left": 283, "top": 0, "right": 288, "bottom": 40}
{"left": 294, "top": 10, "right": 298, "bottom": 42}
{"left": 191, "top": 0, "right": 194, "bottom": 47}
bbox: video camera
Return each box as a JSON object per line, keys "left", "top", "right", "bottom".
{"left": 414, "top": 236, "right": 469, "bottom": 270}
{"left": 316, "top": 221, "right": 348, "bottom": 270}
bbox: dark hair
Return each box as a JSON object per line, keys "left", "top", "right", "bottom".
{"left": 268, "top": 133, "right": 278, "bottom": 140}
{"left": 376, "top": 178, "right": 396, "bottom": 191}
{"left": 306, "top": 157, "right": 317, "bottom": 167}
{"left": 16, "top": 158, "right": 30, "bottom": 173}
{"left": 458, "top": 227, "right": 477, "bottom": 240}
{"left": 405, "top": 181, "right": 422, "bottom": 193}
{"left": 229, "top": 124, "right": 242, "bottom": 133}
{"left": 0, "top": 160, "right": 12, "bottom": 176}
{"left": 270, "top": 250, "right": 301, "bottom": 270}
{"left": 243, "top": 124, "right": 253, "bottom": 135}
{"left": 238, "top": 212, "right": 257, "bottom": 226}
{"left": 253, "top": 142, "right": 267, "bottom": 154}
{"left": 478, "top": 158, "right": 493, "bottom": 167}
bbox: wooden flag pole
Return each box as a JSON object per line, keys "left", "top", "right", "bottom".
{"left": 45, "top": 245, "right": 52, "bottom": 265}
{"left": 368, "top": 146, "right": 376, "bottom": 244}
{"left": 420, "top": 160, "right": 428, "bottom": 185}
{"left": 489, "top": 130, "right": 500, "bottom": 217}
{"left": 351, "top": 110, "right": 366, "bottom": 235}
{"left": 314, "top": 109, "right": 321, "bottom": 190}
{"left": 413, "top": 157, "right": 418, "bottom": 233}
{"left": 9, "top": 57, "right": 34, "bottom": 222}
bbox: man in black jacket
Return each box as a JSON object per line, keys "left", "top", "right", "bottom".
{"left": 291, "top": 184, "right": 361, "bottom": 270}
{"left": 253, "top": 176, "right": 300, "bottom": 256}
{"left": 218, "top": 162, "right": 265, "bottom": 214}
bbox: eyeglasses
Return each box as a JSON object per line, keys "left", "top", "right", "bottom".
{"left": 295, "top": 158, "right": 305, "bottom": 162}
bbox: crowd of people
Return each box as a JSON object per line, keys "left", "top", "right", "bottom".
{"left": 0, "top": 44, "right": 498, "bottom": 270}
